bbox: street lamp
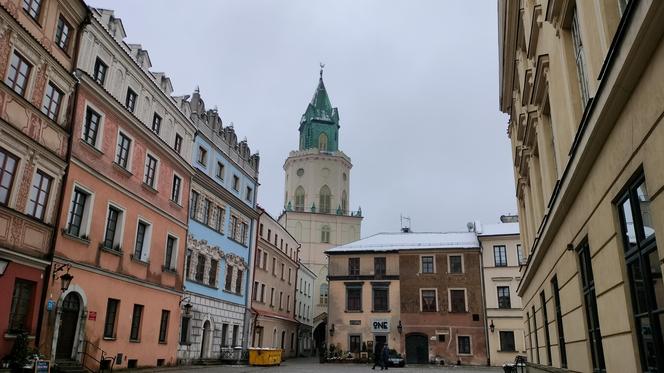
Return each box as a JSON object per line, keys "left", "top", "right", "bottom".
{"left": 489, "top": 320, "right": 495, "bottom": 333}
{"left": 184, "top": 302, "right": 193, "bottom": 316}
{"left": 397, "top": 320, "right": 403, "bottom": 334}
{"left": 52, "top": 263, "right": 73, "bottom": 291}
{"left": 0, "top": 258, "right": 9, "bottom": 276}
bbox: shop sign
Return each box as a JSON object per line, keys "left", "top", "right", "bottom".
{"left": 371, "top": 318, "right": 390, "bottom": 333}
{"left": 88, "top": 311, "right": 97, "bottom": 321}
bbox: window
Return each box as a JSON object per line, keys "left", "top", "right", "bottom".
{"left": 497, "top": 286, "right": 511, "bottom": 309}
{"left": 320, "top": 283, "right": 328, "bottom": 305}
{"left": 27, "top": 170, "right": 51, "bottom": 220}
{"left": 214, "top": 206, "right": 224, "bottom": 232}
{"left": 129, "top": 304, "right": 143, "bottom": 341}
{"left": 349, "top": 335, "right": 361, "bottom": 353}
{"left": 134, "top": 221, "right": 149, "bottom": 261}
{"left": 144, "top": 154, "right": 157, "bottom": 187}
{"left": 216, "top": 161, "right": 224, "bottom": 179}
{"left": 42, "top": 82, "right": 63, "bottom": 120}
{"left": 450, "top": 289, "right": 466, "bottom": 312}
{"left": 164, "top": 235, "right": 177, "bottom": 271}
{"left": 348, "top": 257, "right": 360, "bottom": 276}
{"left": 346, "top": 284, "right": 362, "bottom": 311}
{"left": 201, "top": 199, "right": 211, "bottom": 225}
{"left": 616, "top": 173, "right": 662, "bottom": 372}
{"left": 494, "top": 245, "right": 507, "bottom": 266}
{"left": 449, "top": 255, "right": 463, "bottom": 273}
{"left": 279, "top": 291, "right": 283, "bottom": 309}
{"left": 209, "top": 259, "right": 218, "bottom": 287}
{"left": 0, "top": 149, "right": 17, "bottom": 205}
{"left": 174, "top": 133, "right": 183, "bottom": 154}
{"left": 272, "top": 257, "right": 276, "bottom": 276}
{"left": 262, "top": 252, "right": 267, "bottom": 270}
{"left": 374, "top": 257, "right": 386, "bottom": 276}
{"left": 288, "top": 268, "right": 292, "bottom": 284}
{"left": 113, "top": 132, "right": 132, "bottom": 170}
{"left": 196, "top": 147, "right": 207, "bottom": 165}
{"left": 270, "top": 288, "right": 275, "bottom": 306}
{"left": 551, "top": 276, "right": 567, "bottom": 368}
{"left": 540, "top": 291, "right": 552, "bottom": 365}
{"left": 458, "top": 336, "right": 471, "bottom": 354}
{"left": 531, "top": 305, "right": 540, "bottom": 363}
{"left": 246, "top": 186, "right": 253, "bottom": 202}
{"left": 54, "top": 16, "right": 71, "bottom": 50}
{"left": 225, "top": 264, "right": 233, "bottom": 291}
{"left": 235, "top": 269, "right": 243, "bottom": 294}
{"left": 8, "top": 279, "right": 35, "bottom": 332}
{"left": 189, "top": 190, "right": 199, "bottom": 218}
{"left": 221, "top": 324, "right": 229, "bottom": 347}
{"left": 6, "top": 52, "right": 31, "bottom": 96}
{"left": 295, "top": 186, "right": 305, "bottom": 212}
{"left": 158, "top": 310, "right": 170, "bottom": 343}
{"left": 22, "top": 0, "right": 41, "bottom": 20}
{"left": 93, "top": 58, "right": 107, "bottom": 85}
{"left": 152, "top": 113, "right": 162, "bottom": 135}
{"left": 125, "top": 88, "right": 137, "bottom": 112}
{"left": 66, "top": 188, "right": 88, "bottom": 236}
{"left": 82, "top": 107, "right": 101, "bottom": 147}
{"left": 421, "top": 289, "right": 437, "bottom": 312}
{"left": 102, "top": 206, "right": 121, "bottom": 250}
{"left": 372, "top": 284, "right": 389, "bottom": 312}
{"left": 571, "top": 7, "right": 590, "bottom": 105}
{"left": 320, "top": 225, "right": 331, "bottom": 243}
{"left": 280, "top": 263, "right": 285, "bottom": 280}
{"left": 577, "top": 241, "right": 606, "bottom": 372}
{"left": 171, "top": 175, "right": 181, "bottom": 203}
{"left": 232, "top": 325, "right": 239, "bottom": 347}
{"left": 252, "top": 282, "right": 258, "bottom": 301}
{"left": 267, "top": 229, "right": 272, "bottom": 241}
{"left": 517, "top": 244, "right": 526, "bottom": 265}
{"left": 232, "top": 175, "right": 239, "bottom": 191}
{"left": 319, "top": 185, "right": 331, "bottom": 213}
{"left": 240, "top": 222, "right": 248, "bottom": 245}
{"left": 180, "top": 316, "right": 190, "bottom": 344}
{"left": 421, "top": 256, "right": 434, "bottom": 273}
{"left": 229, "top": 215, "right": 238, "bottom": 238}
{"left": 103, "top": 298, "right": 119, "bottom": 338}
{"left": 499, "top": 331, "right": 516, "bottom": 352}
{"left": 287, "top": 295, "right": 290, "bottom": 312}
{"left": 195, "top": 254, "right": 205, "bottom": 282}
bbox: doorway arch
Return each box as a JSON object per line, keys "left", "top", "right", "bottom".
{"left": 405, "top": 333, "right": 429, "bottom": 364}
{"left": 200, "top": 320, "right": 211, "bottom": 359}
{"left": 55, "top": 293, "right": 82, "bottom": 360}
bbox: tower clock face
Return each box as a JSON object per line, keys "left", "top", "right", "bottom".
{"left": 297, "top": 168, "right": 304, "bottom": 177}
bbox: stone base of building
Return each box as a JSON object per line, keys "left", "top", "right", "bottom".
{"left": 525, "top": 363, "right": 576, "bottom": 373}
{"left": 177, "top": 292, "right": 246, "bottom": 364}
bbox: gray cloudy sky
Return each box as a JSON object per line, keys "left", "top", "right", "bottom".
{"left": 88, "top": 0, "right": 515, "bottom": 236}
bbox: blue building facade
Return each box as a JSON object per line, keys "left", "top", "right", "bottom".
{"left": 175, "top": 89, "right": 259, "bottom": 363}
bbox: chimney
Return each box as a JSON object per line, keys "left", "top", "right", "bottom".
{"left": 500, "top": 214, "right": 519, "bottom": 223}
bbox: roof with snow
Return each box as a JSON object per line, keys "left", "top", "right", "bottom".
{"left": 476, "top": 222, "right": 520, "bottom": 237}
{"left": 326, "top": 232, "right": 480, "bottom": 254}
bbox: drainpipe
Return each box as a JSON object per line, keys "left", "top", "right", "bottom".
{"left": 36, "top": 8, "right": 91, "bottom": 355}
{"left": 478, "top": 235, "right": 491, "bottom": 366}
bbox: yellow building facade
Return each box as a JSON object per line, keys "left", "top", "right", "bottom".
{"left": 499, "top": 0, "right": 664, "bottom": 372}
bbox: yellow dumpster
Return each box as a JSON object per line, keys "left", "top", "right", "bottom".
{"left": 248, "top": 348, "right": 282, "bottom": 366}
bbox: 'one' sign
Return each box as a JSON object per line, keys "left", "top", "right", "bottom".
{"left": 371, "top": 319, "right": 390, "bottom": 333}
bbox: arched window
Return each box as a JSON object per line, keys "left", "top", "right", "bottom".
{"left": 272, "top": 329, "right": 277, "bottom": 348}
{"left": 318, "top": 133, "right": 328, "bottom": 151}
{"left": 341, "top": 190, "right": 348, "bottom": 214}
{"left": 321, "top": 225, "right": 331, "bottom": 243}
{"left": 319, "top": 185, "right": 331, "bottom": 214}
{"left": 295, "top": 186, "right": 305, "bottom": 212}
{"left": 320, "top": 283, "right": 328, "bottom": 305}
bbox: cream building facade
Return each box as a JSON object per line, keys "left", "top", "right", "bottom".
{"left": 499, "top": 0, "right": 664, "bottom": 372}
{"left": 279, "top": 69, "right": 362, "bottom": 349}
{"left": 476, "top": 218, "right": 526, "bottom": 366}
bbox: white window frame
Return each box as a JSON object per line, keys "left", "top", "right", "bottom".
{"left": 419, "top": 288, "right": 438, "bottom": 312}
{"left": 447, "top": 254, "right": 464, "bottom": 274}
{"left": 67, "top": 182, "right": 95, "bottom": 237}
{"left": 114, "top": 127, "right": 134, "bottom": 171}
{"left": 80, "top": 101, "right": 106, "bottom": 151}
{"left": 102, "top": 201, "right": 126, "bottom": 250}
{"left": 143, "top": 150, "right": 160, "bottom": 189}
{"left": 171, "top": 171, "right": 183, "bottom": 205}
{"left": 133, "top": 216, "right": 153, "bottom": 262}
{"left": 419, "top": 254, "right": 436, "bottom": 274}
{"left": 457, "top": 335, "right": 473, "bottom": 356}
{"left": 41, "top": 79, "right": 65, "bottom": 122}
{"left": 164, "top": 232, "right": 179, "bottom": 270}
{"left": 448, "top": 287, "right": 468, "bottom": 313}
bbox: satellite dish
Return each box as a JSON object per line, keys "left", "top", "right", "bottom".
{"left": 466, "top": 222, "right": 475, "bottom": 232}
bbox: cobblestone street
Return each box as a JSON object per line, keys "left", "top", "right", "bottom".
{"left": 142, "top": 358, "right": 504, "bottom": 373}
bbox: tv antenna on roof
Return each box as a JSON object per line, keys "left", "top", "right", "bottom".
{"left": 400, "top": 215, "right": 411, "bottom": 233}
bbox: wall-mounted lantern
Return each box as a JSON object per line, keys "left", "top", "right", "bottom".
{"left": 397, "top": 320, "right": 403, "bottom": 334}
{"left": 489, "top": 320, "right": 495, "bottom": 333}
{"left": 52, "top": 263, "right": 73, "bottom": 291}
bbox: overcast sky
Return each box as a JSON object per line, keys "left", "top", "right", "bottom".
{"left": 88, "top": 0, "right": 515, "bottom": 236}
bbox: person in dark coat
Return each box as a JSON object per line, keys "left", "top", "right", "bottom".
{"left": 380, "top": 344, "right": 390, "bottom": 370}
{"left": 372, "top": 343, "right": 382, "bottom": 370}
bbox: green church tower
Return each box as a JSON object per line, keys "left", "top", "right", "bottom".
{"left": 299, "top": 66, "right": 339, "bottom": 151}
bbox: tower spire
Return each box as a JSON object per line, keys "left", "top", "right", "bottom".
{"left": 319, "top": 62, "right": 325, "bottom": 79}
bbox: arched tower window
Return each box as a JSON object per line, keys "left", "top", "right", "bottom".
{"left": 321, "top": 225, "right": 331, "bottom": 243}
{"left": 295, "top": 186, "right": 305, "bottom": 212}
{"left": 320, "top": 283, "right": 328, "bottom": 305}
{"left": 319, "top": 185, "right": 331, "bottom": 214}
{"left": 342, "top": 190, "right": 348, "bottom": 214}
{"left": 318, "top": 133, "right": 328, "bottom": 151}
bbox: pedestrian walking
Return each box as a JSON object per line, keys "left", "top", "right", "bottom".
{"left": 371, "top": 343, "right": 382, "bottom": 370}
{"left": 380, "top": 344, "right": 390, "bottom": 370}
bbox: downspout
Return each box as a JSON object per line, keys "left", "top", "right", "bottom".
{"left": 478, "top": 235, "right": 491, "bottom": 366}
{"left": 247, "top": 208, "right": 263, "bottom": 348}
{"left": 36, "top": 9, "right": 91, "bottom": 354}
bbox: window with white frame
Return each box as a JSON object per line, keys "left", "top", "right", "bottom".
{"left": 115, "top": 131, "right": 132, "bottom": 169}
{"left": 66, "top": 186, "right": 92, "bottom": 238}
{"left": 458, "top": 335, "right": 471, "bottom": 355}
{"left": 571, "top": 7, "right": 590, "bottom": 106}
{"left": 421, "top": 255, "right": 434, "bottom": 273}
{"left": 133, "top": 220, "right": 151, "bottom": 262}
{"left": 144, "top": 154, "right": 158, "bottom": 188}
{"left": 102, "top": 204, "right": 123, "bottom": 251}
{"left": 82, "top": 106, "right": 102, "bottom": 148}
{"left": 171, "top": 174, "right": 182, "bottom": 204}
{"left": 42, "top": 82, "right": 63, "bottom": 120}
{"left": 421, "top": 289, "right": 437, "bottom": 312}
{"left": 449, "top": 289, "right": 467, "bottom": 313}
{"left": 448, "top": 254, "right": 463, "bottom": 273}
{"left": 164, "top": 235, "right": 178, "bottom": 271}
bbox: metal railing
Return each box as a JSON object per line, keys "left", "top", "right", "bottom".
{"left": 80, "top": 340, "right": 115, "bottom": 373}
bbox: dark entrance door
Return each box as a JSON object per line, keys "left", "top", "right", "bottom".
{"left": 405, "top": 334, "right": 428, "bottom": 364}
{"left": 56, "top": 293, "right": 80, "bottom": 360}
{"left": 374, "top": 335, "right": 387, "bottom": 358}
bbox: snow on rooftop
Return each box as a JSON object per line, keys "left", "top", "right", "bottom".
{"left": 326, "top": 232, "right": 480, "bottom": 253}
{"left": 476, "top": 222, "right": 520, "bottom": 237}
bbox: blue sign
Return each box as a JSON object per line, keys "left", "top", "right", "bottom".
{"left": 47, "top": 300, "right": 55, "bottom": 311}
